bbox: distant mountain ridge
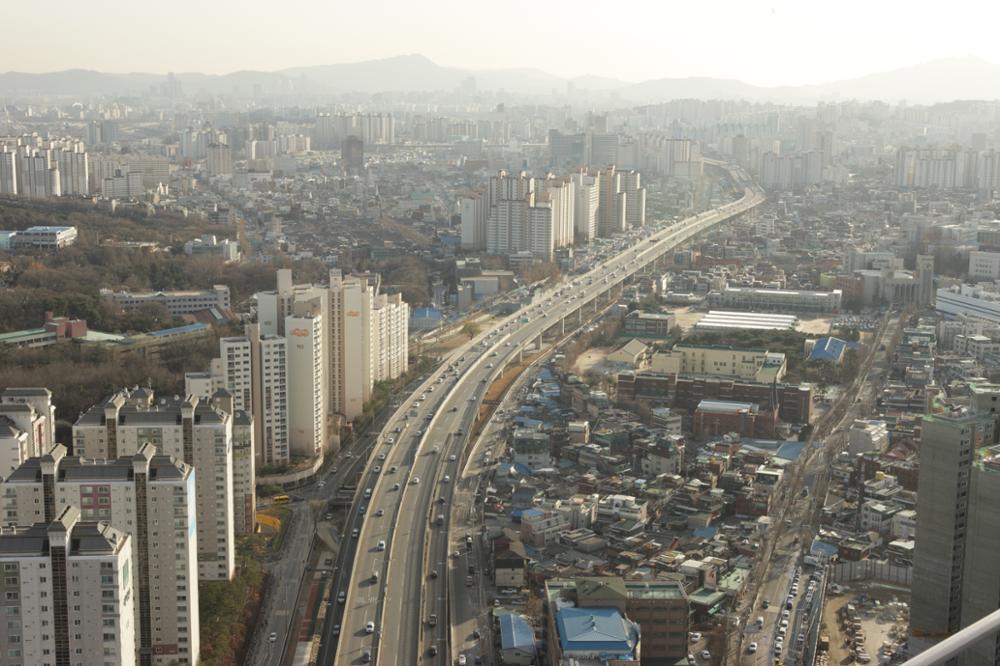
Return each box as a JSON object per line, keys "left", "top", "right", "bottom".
{"left": 2, "top": 54, "right": 999, "bottom": 103}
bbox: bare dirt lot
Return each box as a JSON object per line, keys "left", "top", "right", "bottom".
{"left": 573, "top": 347, "right": 611, "bottom": 375}
{"left": 820, "top": 586, "right": 910, "bottom": 665}
{"left": 796, "top": 317, "right": 833, "bottom": 335}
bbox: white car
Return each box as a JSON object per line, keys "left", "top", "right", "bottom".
{"left": 376, "top": 540, "right": 386, "bottom": 551}
{"left": 748, "top": 642, "right": 757, "bottom": 654}
{"left": 411, "top": 477, "right": 420, "bottom": 485}
{"left": 689, "top": 632, "right": 702, "bottom": 642}
{"left": 449, "top": 454, "right": 457, "bottom": 462}
{"left": 701, "top": 651, "right": 711, "bottom": 660}
{"left": 365, "top": 621, "right": 375, "bottom": 634}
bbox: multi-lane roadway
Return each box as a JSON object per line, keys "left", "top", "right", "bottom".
{"left": 324, "top": 170, "right": 765, "bottom": 665}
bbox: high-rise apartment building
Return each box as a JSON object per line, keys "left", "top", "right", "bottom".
{"left": 960, "top": 445, "right": 1000, "bottom": 665}
{"left": 285, "top": 311, "right": 324, "bottom": 459}
{"left": 0, "top": 506, "right": 136, "bottom": 666}
{"left": 619, "top": 169, "right": 646, "bottom": 228}
{"left": 71, "top": 390, "right": 235, "bottom": 581}
{"left": 0, "top": 387, "right": 56, "bottom": 478}
{"left": 460, "top": 191, "right": 489, "bottom": 251}
{"left": 2, "top": 444, "right": 199, "bottom": 665}
{"left": 597, "top": 165, "right": 627, "bottom": 236}
{"left": 206, "top": 144, "right": 233, "bottom": 177}
{"left": 572, "top": 170, "right": 600, "bottom": 242}
{"left": 0, "top": 145, "right": 17, "bottom": 195}
{"left": 911, "top": 412, "right": 983, "bottom": 643}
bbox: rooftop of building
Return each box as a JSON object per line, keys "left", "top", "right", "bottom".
{"left": 499, "top": 613, "right": 535, "bottom": 651}
{"left": 556, "top": 606, "right": 638, "bottom": 654}
{"left": 0, "top": 514, "right": 126, "bottom": 558}
{"left": 696, "top": 399, "right": 757, "bottom": 414}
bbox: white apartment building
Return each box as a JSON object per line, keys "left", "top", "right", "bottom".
{"left": 2, "top": 445, "right": 199, "bottom": 665}
{"left": 0, "top": 506, "right": 136, "bottom": 666}
{"left": 572, "top": 170, "right": 599, "bottom": 242}
{"left": 332, "top": 270, "right": 376, "bottom": 419}
{"left": 371, "top": 291, "right": 409, "bottom": 383}
{"left": 102, "top": 285, "right": 231, "bottom": 316}
{"left": 596, "top": 494, "right": 648, "bottom": 524}
{"left": 285, "top": 312, "right": 324, "bottom": 459}
{"left": 0, "top": 388, "right": 56, "bottom": 479}
{"left": 619, "top": 169, "right": 646, "bottom": 227}
{"left": 0, "top": 145, "right": 16, "bottom": 194}
{"left": 969, "top": 250, "right": 1000, "bottom": 281}
{"left": 72, "top": 389, "right": 235, "bottom": 581}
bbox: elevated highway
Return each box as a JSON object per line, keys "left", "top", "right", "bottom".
{"left": 323, "top": 164, "right": 766, "bottom": 665}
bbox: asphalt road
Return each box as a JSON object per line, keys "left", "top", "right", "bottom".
{"left": 331, "top": 176, "right": 764, "bottom": 665}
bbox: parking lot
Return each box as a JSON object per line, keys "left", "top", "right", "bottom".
{"left": 820, "top": 587, "right": 910, "bottom": 665}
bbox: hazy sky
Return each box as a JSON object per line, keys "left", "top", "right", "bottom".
{"left": 8, "top": 0, "right": 1000, "bottom": 85}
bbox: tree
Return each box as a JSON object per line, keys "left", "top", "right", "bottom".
{"left": 462, "top": 321, "right": 481, "bottom": 339}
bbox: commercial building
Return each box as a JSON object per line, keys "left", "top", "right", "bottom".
{"left": 103, "top": 285, "right": 231, "bottom": 317}
{"left": 512, "top": 429, "right": 551, "bottom": 470}
{"left": 848, "top": 420, "right": 889, "bottom": 455}
{"left": 937, "top": 284, "right": 1000, "bottom": 324}
{"left": 498, "top": 614, "right": 536, "bottom": 665}
{"left": 2, "top": 444, "right": 199, "bottom": 665}
{"left": 707, "top": 286, "right": 842, "bottom": 313}
{"left": 651, "top": 343, "right": 787, "bottom": 383}
{"left": 183, "top": 234, "right": 240, "bottom": 262}
{"left": 670, "top": 376, "right": 813, "bottom": 424}
{"left": 0, "top": 506, "right": 136, "bottom": 666}
{"left": 72, "top": 389, "right": 235, "bottom": 581}
{"left": 553, "top": 607, "right": 640, "bottom": 665}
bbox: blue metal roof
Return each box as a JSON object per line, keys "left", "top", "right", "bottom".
{"left": 148, "top": 322, "right": 209, "bottom": 338}
{"left": 556, "top": 607, "right": 638, "bottom": 655}
{"left": 809, "top": 336, "right": 848, "bottom": 362}
{"left": 499, "top": 613, "right": 535, "bottom": 651}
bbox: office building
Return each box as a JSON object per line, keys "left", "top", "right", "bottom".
{"left": 969, "top": 251, "right": 1000, "bottom": 281}
{"left": 0, "top": 388, "right": 56, "bottom": 479}
{"left": 72, "top": 389, "right": 235, "bottom": 581}
{"left": 102, "top": 285, "right": 230, "bottom": 317}
{"left": 2, "top": 445, "right": 199, "bottom": 665}
{"left": 0, "top": 506, "right": 136, "bottom": 666}
{"left": 936, "top": 285, "right": 1000, "bottom": 324}
{"left": 651, "top": 343, "right": 787, "bottom": 383}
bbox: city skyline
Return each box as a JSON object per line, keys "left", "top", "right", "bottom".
{"left": 4, "top": 0, "right": 1000, "bottom": 87}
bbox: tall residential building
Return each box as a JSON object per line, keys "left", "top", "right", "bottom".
{"left": 0, "top": 388, "right": 56, "bottom": 478}
{"left": 71, "top": 389, "right": 235, "bottom": 581}
{"left": 2, "top": 445, "right": 199, "bottom": 666}
{"left": 206, "top": 143, "right": 233, "bottom": 176}
{"left": 341, "top": 136, "right": 364, "bottom": 172}
{"left": 572, "top": 170, "right": 600, "bottom": 242}
{"left": 0, "top": 145, "right": 17, "bottom": 194}
{"left": 597, "top": 165, "right": 627, "bottom": 236}
{"left": 0, "top": 506, "right": 136, "bottom": 666}
{"left": 371, "top": 291, "right": 410, "bottom": 383}
{"left": 960, "top": 445, "right": 1000, "bottom": 665}
{"left": 460, "top": 191, "right": 489, "bottom": 251}
{"left": 285, "top": 311, "right": 325, "bottom": 459}
{"left": 619, "top": 169, "right": 646, "bottom": 227}
{"left": 51, "top": 141, "right": 89, "bottom": 195}
{"left": 912, "top": 412, "right": 979, "bottom": 640}
{"left": 330, "top": 270, "right": 376, "bottom": 419}
{"left": 586, "top": 133, "right": 619, "bottom": 167}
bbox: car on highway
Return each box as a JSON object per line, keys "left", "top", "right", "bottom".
{"left": 449, "top": 454, "right": 457, "bottom": 461}
{"left": 389, "top": 465, "right": 397, "bottom": 473}
{"left": 365, "top": 621, "right": 375, "bottom": 634}
{"left": 337, "top": 590, "right": 346, "bottom": 603}
{"left": 689, "top": 632, "right": 702, "bottom": 641}
{"left": 428, "top": 614, "right": 438, "bottom": 626}
{"left": 373, "top": 466, "right": 381, "bottom": 473}
{"left": 375, "top": 508, "right": 384, "bottom": 517}
{"left": 458, "top": 655, "right": 467, "bottom": 665}
{"left": 700, "top": 650, "right": 711, "bottom": 660}
{"left": 351, "top": 528, "right": 359, "bottom": 539}
{"left": 332, "top": 623, "right": 340, "bottom": 635}
{"left": 268, "top": 632, "right": 277, "bottom": 643}
{"left": 376, "top": 540, "right": 385, "bottom": 551}
{"left": 378, "top": 453, "right": 386, "bottom": 460}
{"left": 748, "top": 642, "right": 757, "bottom": 654}
{"left": 442, "top": 475, "right": 450, "bottom": 483}
{"left": 392, "top": 483, "right": 400, "bottom": 490}
{"left": 429, "top": 646, "right": 438, "bottom": 656}
{"left": 361, "top": 650, "right": 371, "bottom": 662}
{"left": 411, "top": 476, "right": 420, "bottom": 484}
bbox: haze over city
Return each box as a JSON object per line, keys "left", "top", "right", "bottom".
{"left": 4, "top": 3, "right": 1000, "bottom": 666}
